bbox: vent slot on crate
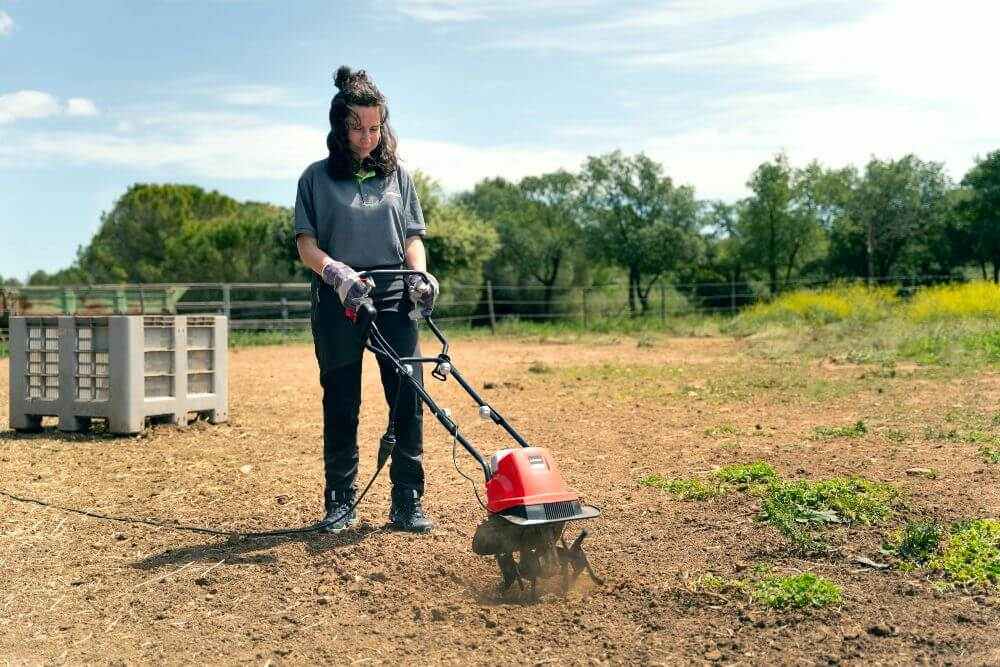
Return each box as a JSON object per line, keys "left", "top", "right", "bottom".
{"left": 188, "top": 372, "right": 214, "bottom": 394}
{"left": 144, "top": 324, "right": 174, "bottom": 350}
{"left": 76, "top": 323, "right": 110, "bottom": 401}
{"left": 25, "top": 324, "right": 59, "bottom": 400}
{"left": 187, "top": 326, "right": 214, "bottom": 349}
{"left": 144, "top": 322, "right": 175, "bottom": 398}
{"left": 145, "top": 375, "right": 174, "bottom": 398}
{"left": 187, "top": 325, "right": 215, "bottom": 395}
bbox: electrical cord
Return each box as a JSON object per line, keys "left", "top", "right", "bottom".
{"left": 0, "top": 320, "right": 409, "bottom": 541}
{"left": 452, "top": 428, "right": 488, "bottom": 512}
{"left": 0, "top": 450, "right": 391, "bottom": 540}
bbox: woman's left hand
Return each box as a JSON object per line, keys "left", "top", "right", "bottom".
{"left": 407, "top": 273, "right": 439, "bottom": 312}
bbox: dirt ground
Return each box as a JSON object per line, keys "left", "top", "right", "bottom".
{"left": 1, "top": 333, "right": 999, "bottom": 665}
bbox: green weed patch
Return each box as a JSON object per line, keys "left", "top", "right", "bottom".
{"left": 701, "top": 365, "right": 855, "bottom": 403}
{"left": 812, "top": 420, "right": 867, "bottom": 439}
{"left": 751, "top": 573, "right": 842, "bottom": 610}
{"left": 643, "top": 462, "right": 900, "bottom": 551}
{"left": 883, "top": 521, "right": 944, "bottom": 566}
{"left": 981, "top": 447, "right": 1000, "bottom": 464}
{"left": 929, "top": 520, "right": 1000, "bottom": 589}
{"left": 639, "top": 475, "right": 726, "bottom": 500}
{"left": 691, "top": 571, "right": 842, "bottom": 610}
{"left": 758, "top": 477, "right": 900, "bottom": 549}
{"left": 715, "top": 461, "right": 778, "bottom": 488}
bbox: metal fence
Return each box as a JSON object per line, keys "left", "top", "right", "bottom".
{"left": 0, "top": 275, "right": 962, "bottom": 337}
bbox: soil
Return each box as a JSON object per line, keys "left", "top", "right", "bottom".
{"left": 1, "top": 335, "right": 999, "bottom": 665}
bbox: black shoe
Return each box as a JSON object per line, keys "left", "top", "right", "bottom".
{"left": 389, "top": 487, "right": 433, "bottom": 533}
{"left": 321, "top": 487, "right": 358, "bottom": 533}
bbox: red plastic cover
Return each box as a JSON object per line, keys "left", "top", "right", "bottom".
{"left": 485, "top": 447, "right": 580, "bottom": 513}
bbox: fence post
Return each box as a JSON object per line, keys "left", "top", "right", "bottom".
{"left": 659, "top": 283, "right": 666, "bottom": 322}
{"left": 281, "top": 296, "right": 289, "bottom": 321}
{"left": 582, "top": 287, "right": 589, "bottom": 328}
{"left": 486, "top": 280, "right": 496, "bottom": 334}
{"left": 730, "top": 276, "right": 737, "bottom": 313}
{"left": 222, "top": 284, "right": 231, "bottom": 320}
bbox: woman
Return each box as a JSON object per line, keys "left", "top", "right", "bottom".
{"left": 294, "top": 66, "right": 437, "bottom": 533}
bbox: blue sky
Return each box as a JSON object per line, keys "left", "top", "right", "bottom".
{"left": 1, "top": 0, "right": 997, "bottom": 281}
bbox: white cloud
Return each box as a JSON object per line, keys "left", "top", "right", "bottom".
{"left": 66, "top": 98, "right": 99, "bottom": 117}
{"left": 0, "top": 91, "right": 101, "bottom": 123}
{"left": 0, "top": 106, "right": 587, "bottom": 189}
{"left": 0, "top": 91, "right": 61, "bottom": 124}
{"left": 0, "top": 11, "right": 13, "bottom": 37}
{"left": 0, "top": 118, "right": 323, "bottom": 180}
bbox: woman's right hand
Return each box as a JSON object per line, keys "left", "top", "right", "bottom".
{"left": 321, "top": 260, "right": 373, "bottom": 309}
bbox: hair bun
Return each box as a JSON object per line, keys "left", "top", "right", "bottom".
{"left": 334, "top": 66, "right": 353, "bottom": 91}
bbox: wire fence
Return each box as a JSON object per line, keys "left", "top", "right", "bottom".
{"left": 0, "top": 274, "right": 963, "bottom": 338}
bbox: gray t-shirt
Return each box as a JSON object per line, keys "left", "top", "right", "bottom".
{"left": 294, "top": 159, "right": 426, "bottom": 268}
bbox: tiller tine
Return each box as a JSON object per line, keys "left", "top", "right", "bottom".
{"left": 474, "top": 514, "right": 601, "bottom": 595}
{"left": 562, "top": 528, "right": 604, "bottom": 586}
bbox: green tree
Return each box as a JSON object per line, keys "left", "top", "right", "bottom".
{"left": 414, "top": 172, "right": 499, "bottom": 288}
{"left": 737, "top": 154, "right": 827, "bottom": 295}
{"left": 579, "top": 151, "right": 702, "bottom": 315}
{"left": 957, "top": 150, "right": 1000, "bottom": 282}
{"left": 77, "top": 184, "right": 239, "bottom": 283}
{"left": 459, "top": 172, "right": 583, "bottom": 316}
{"left": 828, "top": 155, "right": 951, "bottom": 281}
{"left": 164, "top": 203, "right": 297, "bottom": 283}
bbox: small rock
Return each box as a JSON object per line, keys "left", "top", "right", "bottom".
{"left": 367, "top": 571, "right": 388, "bottom": 583}
{"left": 842, "top": 627, "right": 861, "bottom": 641}
{"left": 954, "top": 613, "right": 974, "bottom": 624}
{"left": 906, "top": 467, "right": 934, "bottom": 477}
{"left": 431, "top": 608, "right": 447, "bottom": 622}
{"left": 705, "top": 649, "right": 723, "bottom": 661}
{"left": 239, "top": 464, "right": 253, "bottom": 475}
{"left": 113, "top": 532, "right": 127, "bottom": 541}
{"left": 69, "top": 579, "right": 86, "bottom": 587}
{"left": 484, "top": 619, "right": 497, "bottom": 629}
{"left": 316, "top": 596, "right": 329, "bottom": 606}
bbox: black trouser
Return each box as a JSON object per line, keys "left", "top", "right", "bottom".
{"left": 312, "top": 281, "right": 424, "bottom": 503}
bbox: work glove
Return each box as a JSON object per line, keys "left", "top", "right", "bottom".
{"left": 321, "top": 259, "right": 373, "bottom": 311}
{"left": 406, "top": 272, "right": 439, "bottom": 318}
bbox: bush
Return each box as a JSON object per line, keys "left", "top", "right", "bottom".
{"left": 736, "top": 284, "right": 898, "bottom": 328}
{"left": 907, "top": 281, "right": 1000, "bottom": 322}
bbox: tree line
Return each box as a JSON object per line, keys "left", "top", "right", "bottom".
{"left": 10, "top": 148, "right": 1000, "bottom": 316}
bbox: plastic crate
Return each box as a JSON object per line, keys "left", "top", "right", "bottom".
{"left": 8, "top": 315, "right": 228, "bottom": 434}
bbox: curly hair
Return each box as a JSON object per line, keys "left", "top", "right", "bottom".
{"left": 326, "top": 66, "right": 398, "bottom": 179}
